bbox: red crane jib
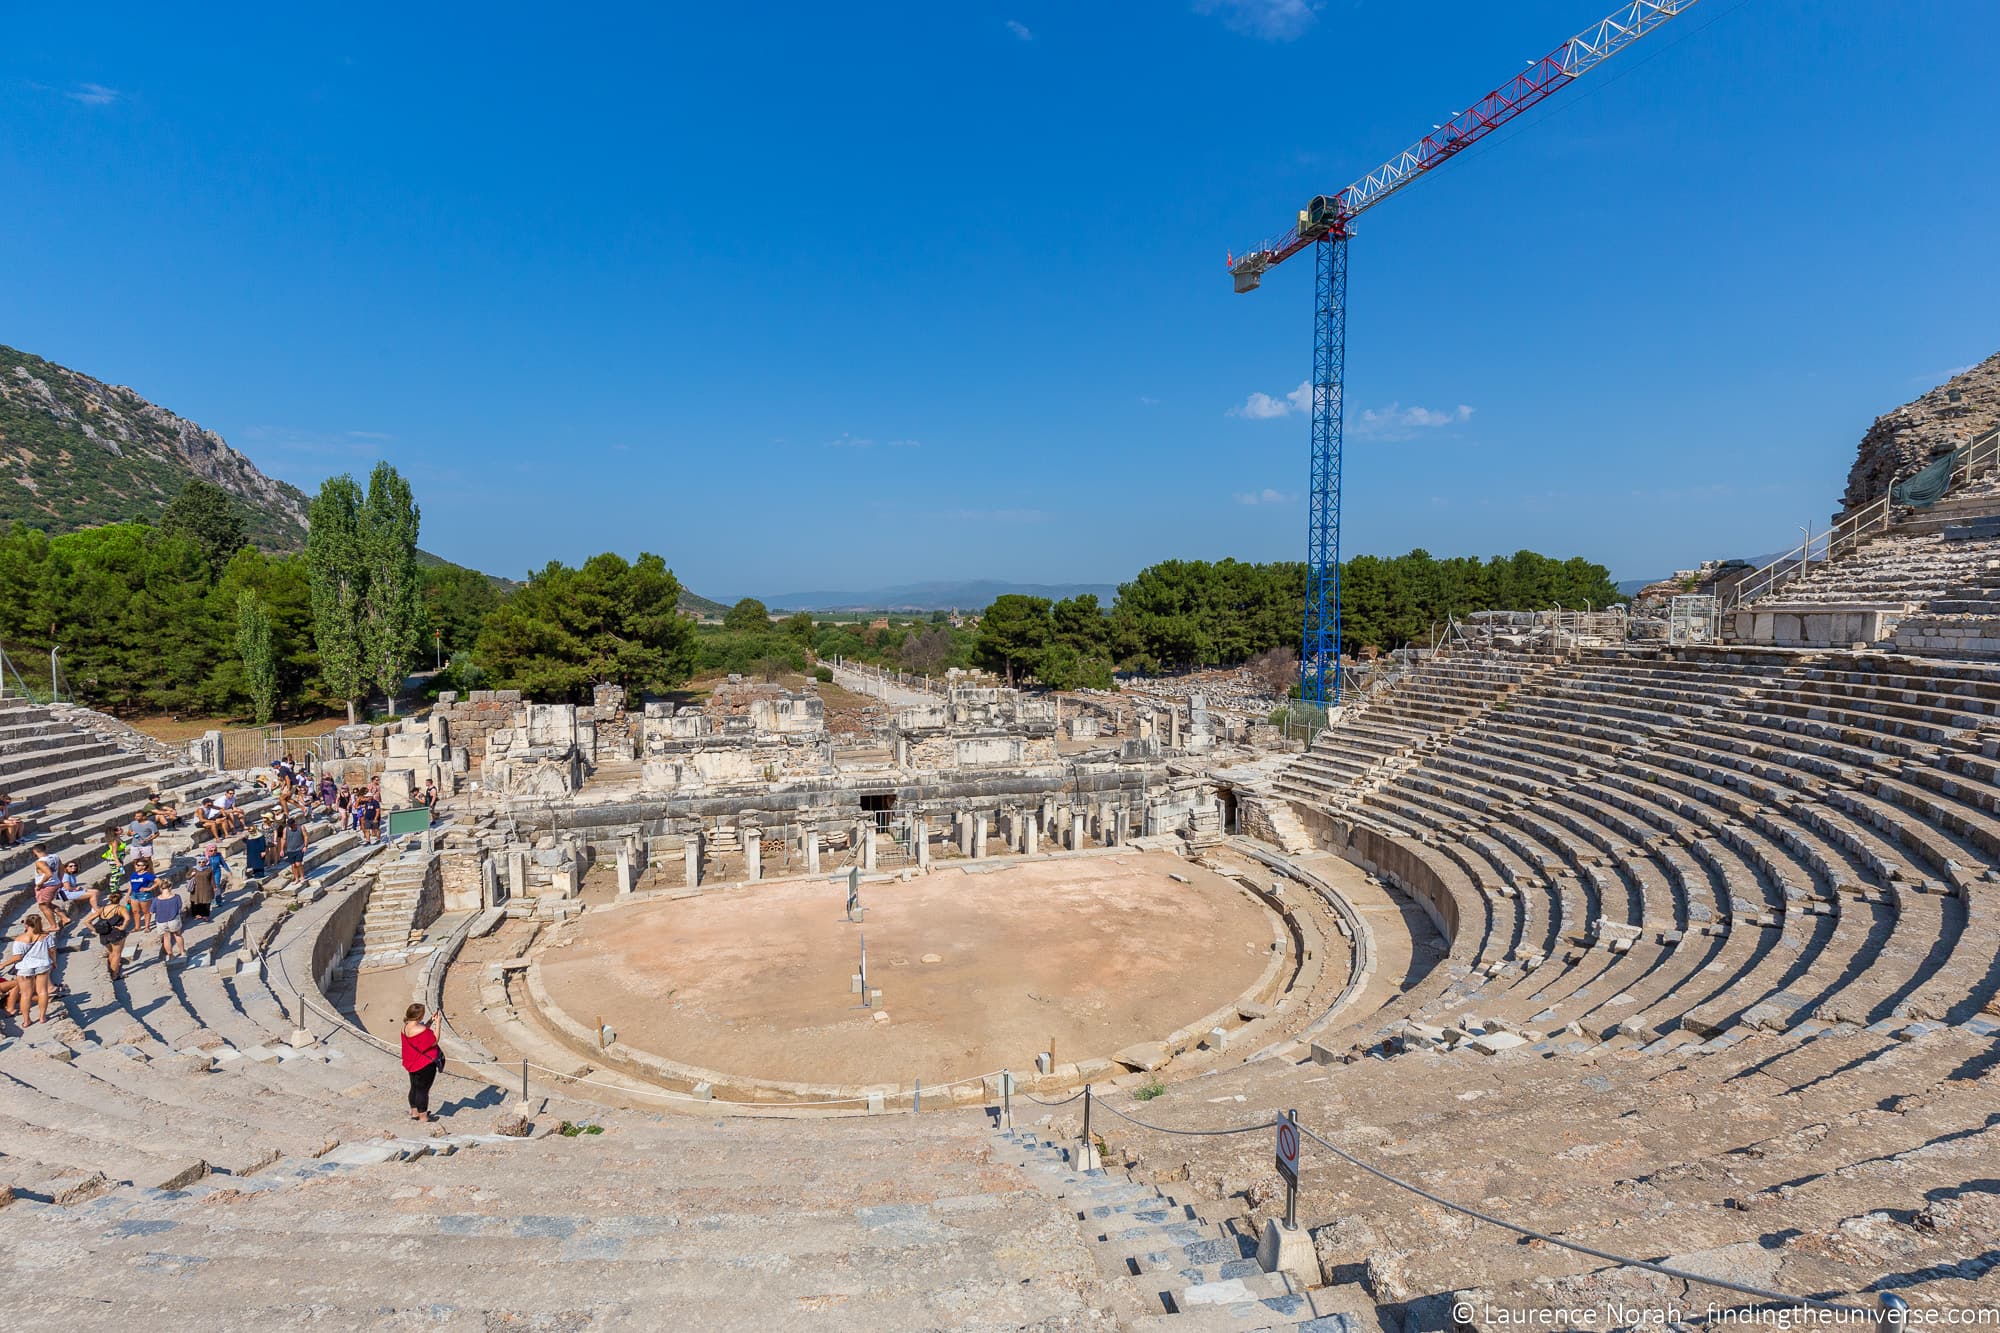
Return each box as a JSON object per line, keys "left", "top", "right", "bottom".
{"left": 1243, "top": 51, "right": 1578, "bottom": 275}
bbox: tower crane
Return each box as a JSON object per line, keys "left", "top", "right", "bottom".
{"left": 1228, "top": 0, "right": 1699, "bottom": 707}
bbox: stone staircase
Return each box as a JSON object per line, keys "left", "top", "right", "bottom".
{"left": 353, "top": 847, "right": 440, "bottom": 966}
{"left": 992, "top": 1127, "right": 1378, "bottom": 1330}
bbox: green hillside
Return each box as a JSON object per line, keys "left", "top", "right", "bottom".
{"left": 678, "top": 587, "right": 729, "bottom": 617}
{"left": 0, "top": 343, "right": 309, "bottom": 549}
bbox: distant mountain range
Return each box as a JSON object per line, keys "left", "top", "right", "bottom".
{"left": 744, "top": 580, "right": 1120, "bottom": 613}
{"left": 1616, "top": 551, "right": 1792, "bottom": 598}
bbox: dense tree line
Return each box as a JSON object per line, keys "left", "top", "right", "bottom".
{"left": 976, "top": 549, "right": 1622, "bottom": 685}
{"left": 0, "top": 474, "right": 478, "bottom": 720}
{"left": 0, "top": 469, "right": 1621, "bottom": 714}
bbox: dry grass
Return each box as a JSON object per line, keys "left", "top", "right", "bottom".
{"left": 123, "top": 713, "right": 353, "bottom": 743}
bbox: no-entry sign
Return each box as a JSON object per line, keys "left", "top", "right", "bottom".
{"left": 1275, "top": 1109, "right": 1300, "bottom": 1186}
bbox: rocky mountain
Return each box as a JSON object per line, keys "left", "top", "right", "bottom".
{"left": 0, "top": 343, "right": 309, "bottom": 549}
{"left": 1842, "top": 351, "right": 2000, "bottom": 511}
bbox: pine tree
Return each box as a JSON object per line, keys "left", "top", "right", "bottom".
{"left": 235, "top": 589, "right": 278, "bottom": 724}
{"left": 158, "top": 478, "right": 248, "bottom": 570}
{"left": 358, "top": 462, "right": 422, "bottom": 717}
{"left": 306, "top": 475, "right": 368, "bottom": 723}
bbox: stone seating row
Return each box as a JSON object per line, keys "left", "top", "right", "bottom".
{"left": 1093, "top": 994, "right": 2000, "bottom": 1322}
{"left": 1279, "top": 648, "right": 2000, "bottom": 1048}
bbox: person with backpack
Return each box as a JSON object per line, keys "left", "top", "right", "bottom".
{"left": 99, "top": 826, "right": 130, "bottom": 897}
{"left": 89, "top": 896, "right": 135, "bottom": 981}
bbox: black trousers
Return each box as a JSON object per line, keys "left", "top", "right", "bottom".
{"left": 408, "top": 1062, "right": 439, "bottom": 1113}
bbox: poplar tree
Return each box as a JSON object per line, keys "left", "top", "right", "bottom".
{"left": 358, "top": 462, "right": 422, "bottom": 717}
{"left": 306, "top": 474, "right": 367, "bottom": 722}
{"left": 235, "top": 589, "right": 278, "bottom": 724}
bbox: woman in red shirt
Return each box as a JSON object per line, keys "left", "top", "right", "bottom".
{"left": 401, "top": 1003, "right": 444, "bottom": 1122}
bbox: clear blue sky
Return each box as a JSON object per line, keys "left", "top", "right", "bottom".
{"left": 4, "top": 2, "right": 1995, "bottom": 595}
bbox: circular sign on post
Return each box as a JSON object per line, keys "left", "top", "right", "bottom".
{"left": 1275, "top": 1110, "right": 1300, "bottom": 1186}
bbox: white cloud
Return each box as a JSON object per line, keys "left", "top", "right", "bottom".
{"left": 1228, "top": 380, "right": 1312, "bottom": 419}
{"left": 1005, "top": 19, "right": 1033, "bottom": 40}
{"left": 1195, "top": 0, "right": 1317, "bottom": 41}
{"left": 1915, "top": 364, "right": 1975, "bottom": 383}
{"left": 826, "top": 433, "right": 875, "bottom": 449}
{"left": 1138, "top": 395, "right": 1160, "bottom": 406}
{"left": 1351, "top": 402, "right": 1474, "bottom": 441}
{"left": 1233, "top": 488, "right": 1293, "bottom": 505}
{"left": 887, "top": 438, "right": 922, "bottom": 449}
{"left": 65, "top": 83, "right": 120, "bottom": 107}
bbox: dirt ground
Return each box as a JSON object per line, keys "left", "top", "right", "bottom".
{"left": 537, "top": 851, "right": 1275, "bottom": 1088}
{"left": 126, "top": 712, "right": 352, "bottom": 743}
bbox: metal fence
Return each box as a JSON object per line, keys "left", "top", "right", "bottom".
{"left": 1729, "top": 423, "right": 2000, "bottom": 610}
{"left": 0, "top": 642, "right": 65, "bottom": 705}
{"left": 210, "top": 724, "right": 335, "bottom": 771}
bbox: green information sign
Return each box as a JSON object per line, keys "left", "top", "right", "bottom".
{"left": 386, "top": 806, "right": 432, "bottom": 838}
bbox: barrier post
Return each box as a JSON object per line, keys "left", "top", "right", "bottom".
{"left": 1080, "top": 1084, "right": 1093, "bottom": 1170}
{"left": 1003, "top": 1072, "right": 1012, "bottom": 1130}
{"left": 1285, "top": 1107, "right": 1299, "bottom": 1230}
{"left": 521, "top": 1059, "right": 529, "bottom": 1104}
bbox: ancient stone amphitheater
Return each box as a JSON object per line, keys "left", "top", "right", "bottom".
{"left": 3, "top": 396, "right": 1998, "bottom": 1330}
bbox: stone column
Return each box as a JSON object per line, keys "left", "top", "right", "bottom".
{"left": 895, "top": 735, "right": 910, "bottom": 767}
{"left": 1169, "top": 708, "right": 1183, "bottom": 749}
{"left": 915, "top": 814, "right": 930, "bottom": 869}
{"left": 863, "top": 823, "right": 877, "bottom": 871}
{"left": 1097, "top": 802, "right": 1112, "bottom": 842}
{"left": 958, "top": 811, "right": 974, "bottom": 856}
{"left": 744, "top": 826, "right": 762, "bottom": 882}
{"left": 615, "top": 840, "right": 636, "bottom": 895}
{"left": 684, "top": 829, "right": 702, "bottom": 888}
{"left": 973, "top": 812, "right": 989, "bottom": 859}
{"left": 1072, "top": 809, "right": 1086, "bottom": 850}
{"left": 507, "top": 851, "right": 528, "bottom": 901}
{"left": 806, "top": 829, "right": 821, "bottom": 875}
{"left": 1113, "top": 807, "right": 1128, "bottom": 847}
{"left": 1024, "top": 813, "right": 1039, "bottom": 856}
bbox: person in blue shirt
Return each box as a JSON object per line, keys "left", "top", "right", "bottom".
{"left": 126, "top": 857, "right": 160, "bottom": 933}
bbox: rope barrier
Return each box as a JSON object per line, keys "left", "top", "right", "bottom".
{"left": 1061, "top": 1083, "right": 1876, "bottom": 1318}
{"left": 1291, "top": 1122, "right": 1874, "bottom": 1318}
{"left": 1021, "top": 1088, "right": 1087, "bottom": 1107}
